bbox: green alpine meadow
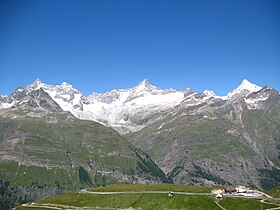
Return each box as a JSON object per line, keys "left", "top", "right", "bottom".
{"left": 14, "top": 184, "right": 280, "bottom": 210}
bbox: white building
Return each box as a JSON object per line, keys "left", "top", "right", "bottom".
{"left": 236, "top": 186, "right": 248, "bottom": 193}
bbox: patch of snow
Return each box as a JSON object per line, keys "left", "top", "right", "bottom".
{"left": 16, "top": 88, "right": 25, "bottom": 92}
{"left": 126, "top": 91, "right": 184, "bottom": 106}
{"left": 180, "top": 112, "right": 187, "bottom": 116}
{"left": 245, "top": 95, "right": 269, "bottom": 104}
{"left": 0, "top": 102, "right": 14, "bottom": 109}
{"left": 203, "top": 89, "right": 216, "bottom": 97}
{"left": 118, "top": 119, "right": 127, "bottom": 124}
{"left": 59, "top": 94, "right": 71, "bottom": 100}
{"left": 158, "top": 123, "right": 166, "bottom": 130}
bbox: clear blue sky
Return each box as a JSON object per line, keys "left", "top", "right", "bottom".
{"left": 0, "top": 0, "right": 279, "bottom": 96}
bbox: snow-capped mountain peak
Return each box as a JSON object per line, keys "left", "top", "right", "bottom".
{"left": 138, "top": 79, "right": 152, "bottom": 87}
{"left": 238, "top": 79, "right": 261, "bottom": 91}
{"left": 227, "top": 79, "right": 262, "bottom": 98}
{"left": 57, "top": 82, "right": 80, "bottom": 93}
{"left": 133, "top": 79, "right": 157, "bottom": 91}
{"left": 203, "top": 89, "right": 216, "bottom": 97}
{"left": 1, "top": 78, "right": 274, "bottom": 134}
{"left": 33, "top": 78, "right": 43, "bottom": 85}
{"left": 59, "top": 81, "right": 74, "bottom": 88}
{"left": 26, "top": 79, "right": 45, "bottom": 91}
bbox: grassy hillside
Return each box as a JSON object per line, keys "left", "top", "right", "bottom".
{"left": 0, "top": 115, "right": 169, "bottom": 189}
{"left": 14, "top": 184, "right": 280, "bottom": 210}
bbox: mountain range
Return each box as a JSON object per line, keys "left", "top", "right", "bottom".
{"left": 0, "top": 79, "right": 269, "bottom": 134}
{"left": 0, "top": 79, "right": 280, "bottom": 191}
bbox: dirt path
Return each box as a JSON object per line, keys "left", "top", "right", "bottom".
{"left": 81, "top": 189, "right": 209, "bottom": 196}
{"left": 214, "top": 200, "right": 227, "bottom": 210}
{"left": 20, "top": 203, "right": 141, "bottom": 210}
{"left": 259, "top": 199, "right": 280, "bottom": 210}
{"left": 21, "top": 203, "right": 65, "bottom": 209}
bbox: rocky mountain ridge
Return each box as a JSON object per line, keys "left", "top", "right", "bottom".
{"left": 0, "top": 79, "right": 270, "bottom": 134}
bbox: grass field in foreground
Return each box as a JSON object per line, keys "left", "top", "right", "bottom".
{"left": 15, "top": 184, "right": 280, "bottom": 210}
{"left": 88, "top": 183, "right": 221, "bottom": 193}
{"left": 17, "top": 193, "right": 221, "bottom": 210}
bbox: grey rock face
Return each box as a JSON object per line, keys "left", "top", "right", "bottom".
{"left": 11, "top": 88, "right": 63, "bottom": 112}
{"left": 10, "top": 87, "right": 29, "bottom": 100}
{"left": 97, "top": 90, "right": 120, "bottom": 104}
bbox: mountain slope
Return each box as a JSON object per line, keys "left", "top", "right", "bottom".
{"left": 0, "top": 88, "right": 171, "bottom": 190}
{"left": 127, "top": 85, "right": 280, "bottom": 189}
{"left": 1, "top": 79, "right": 279, "bottom": 190}
{"left": 0, "top": 115, "right": 170, "bottom": 187}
